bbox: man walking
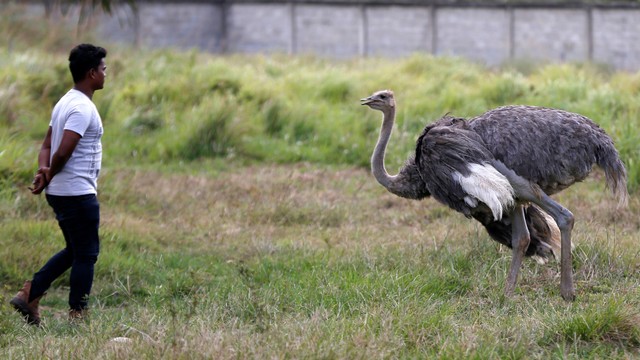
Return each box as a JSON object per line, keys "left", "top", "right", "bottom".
{"left": 10, "top": 44, "right": 107, "bottom": 325}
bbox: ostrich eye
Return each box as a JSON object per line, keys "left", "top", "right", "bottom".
{"left": 380, "top": 94, "right": 386, "bottom": 99}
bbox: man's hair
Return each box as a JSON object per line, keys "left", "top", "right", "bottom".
{"left": 68, "top": 44, "right": 107, "bottom": 83}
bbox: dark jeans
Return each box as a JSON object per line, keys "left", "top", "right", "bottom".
{"left": 29, "top": 194, "right": 100, "bottom": 310}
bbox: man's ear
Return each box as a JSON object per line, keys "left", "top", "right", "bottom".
{"left": 88, "top": 68, "right": 96, "bottom": 79}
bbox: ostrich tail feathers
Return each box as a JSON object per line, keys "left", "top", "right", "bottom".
{"left": 597, "top": 142, "right": 629, "bottom": 208}
{"left": 527, "top": 205, "right": 561, "bottom": 264}
{"left": 481, "top": 204, "right": 561, "bottom": 264}
{"left": 610, "top": 169, "right": 629, "bottom": 209}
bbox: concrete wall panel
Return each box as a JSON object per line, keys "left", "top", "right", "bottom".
{"left": 436, "top": 8, "right": 510, "bottom": 66}
{"left": 295, "top": 5, "right": 362, "bottom": 58}
{"left": 514, "top": 9, "right": 588, "bottom": 63}
{"left": 366, "top": 6, "right": 432, "bottom": 56}
{"left": 137, "top": 4, "right": 223, "bottom": 52}
{"left": 227, "top": 4, "right": 292, "bottom": 54}
{"left": 593, "top": 9, "right": 640, "bottom": 71}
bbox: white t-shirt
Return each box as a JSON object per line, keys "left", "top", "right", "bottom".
{"left": 46, "top": 89, "right": 103, "bottom": 196}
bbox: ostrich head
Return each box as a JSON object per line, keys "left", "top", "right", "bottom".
{"left": 361, "top": 90, "right": 395, "bottom": 111}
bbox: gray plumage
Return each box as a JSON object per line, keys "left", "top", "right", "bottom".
{"left": 469, "top": 105, "right": 628, "bottom": 201}
{"left": 415, "top": 115, "right": 497, "bottom": 218}
{"left": 361, "top": 89, "right": 629, "bottom": 301}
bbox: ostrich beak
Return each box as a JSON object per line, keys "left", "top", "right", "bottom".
{"left": 360, "top": 97, "right": 373, "bottom": 105}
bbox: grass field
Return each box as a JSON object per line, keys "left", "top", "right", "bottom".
{"left": 1, "top": 162, "right": 639, "bottom": 358}
{"left": 1, "top": 4, "right": 640, "bottom": 358}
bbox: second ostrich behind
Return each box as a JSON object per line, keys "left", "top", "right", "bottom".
{"left": 361, "top": 89, "right": 628, "bottom": 301}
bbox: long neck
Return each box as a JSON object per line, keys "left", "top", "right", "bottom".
{"left": 371, "top": 107, "right": 398, "bottom": 189}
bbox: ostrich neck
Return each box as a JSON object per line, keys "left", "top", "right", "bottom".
{"left": 372, "top": 107, "right": 398, "bottom": 189}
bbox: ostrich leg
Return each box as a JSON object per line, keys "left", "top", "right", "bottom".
{"left": 493, "top": 162, "right": 576, "bottom": 301}
{"left": 504, "top": 205, "right": 531, "bottom": 296}
{"left": 528, "top": 193, "right": 575, "bottom": 301}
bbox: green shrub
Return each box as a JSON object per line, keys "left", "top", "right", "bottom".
{"left": 177, "top": 98, "right": 236, "bottom": 160}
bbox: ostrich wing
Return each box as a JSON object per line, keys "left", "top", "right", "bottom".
{"left": 415, "top": 117, "right": 514, "bottom": 220}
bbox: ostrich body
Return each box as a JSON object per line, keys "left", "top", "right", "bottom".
{"left": 361, "top": 90, "right": 628, "bottom": 301}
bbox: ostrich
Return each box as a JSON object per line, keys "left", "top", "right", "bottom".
{"left": 361, "top": 89, "right": 628, "bottom": 301}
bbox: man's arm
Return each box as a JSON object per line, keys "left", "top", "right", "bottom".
{"left": 38, "top": 127, "right": 52, "bottom": 169}
{"left": 46, "top": 129, "right": 82, "bottom": 181}
{"left": 30, "top": 127, "right": 52, "bottom": 194}
{"left": 31, "top": 128, "right": 82, "bottom": 194}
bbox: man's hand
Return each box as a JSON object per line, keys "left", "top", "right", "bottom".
{"left": 29, "top": 167, "right": 50, "bottom": 195}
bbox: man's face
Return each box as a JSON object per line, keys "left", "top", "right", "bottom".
{"left": 90, "top": 58, "right": 107, "bottom": 90}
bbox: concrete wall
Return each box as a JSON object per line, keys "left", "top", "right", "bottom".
{"left": 227, "top": 4, "right": 292, "bottom": 53}
{"left": 593, "top": 9, "right": 640, "bottom": 70}
{"left": 18, "top": 1, "right": 640, "bottom": 71}
{"left": 366, "top": 6, "right": 432, "bottom": 56}
{"left": 436, "top": 8, "right": 511, "bottom": 66}
{"left": 513, "top": 9, "right": 589, "bottom": 63}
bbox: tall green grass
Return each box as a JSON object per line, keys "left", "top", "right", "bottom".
{"left": 1, "top": 3, "right": 639, "bottom": 184}
{"left": 1, "top": 47, "right": 639, "bottom": 196}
